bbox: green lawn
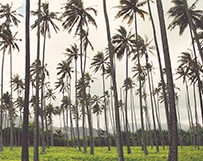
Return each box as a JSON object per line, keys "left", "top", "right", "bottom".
{"left": 0, "top": 146, "right": 203, "bottom": 161}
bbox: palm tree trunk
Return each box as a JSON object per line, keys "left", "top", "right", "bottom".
{"left": 102, "top": 0, "right": 124, "bottom": 160}
{"left": 102, "top": 68, "right": 110, "bottom": 151}
{"left": 147, "top": 0, "right": 170, "bottom": 131}
{"left": 125, "top": 50, "right": 131, "bottom": 154}
{"left": 74, "top": 59, "right": 81, "bottom": 151}
{"left": 156, "top": 0, "right": 178, "bottom": 160}
{"left": 147, "top": 68, "right": 159, "bottom": 152}
{"left": 9, "top": 46, "right": 14, "bottom": 150}
{"left": 34, "top": 0, "right": 41, "bottom": 160}
{"left": 134, "top": 12, "right": 148, "bottom": 155}
{"left": 0, "top": 49, "right": 6, "bottom": 151}
{"left": 193, "top": 84, "right": 200, "bottom": 149}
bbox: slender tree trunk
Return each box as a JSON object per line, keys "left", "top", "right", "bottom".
{"left": 134, "top": 12, "right": 148, "bottom": 155}
{"left": 102, "top": 67, "right": 110, "bottom": 151}
{"left": 193, "top": 84, "right": 200, "bottom": 149}
{"left": 9, "top": 46, "right": 14, "bottom": 150}
{"left": 22, "top": 1, "right": 30, "bottom": 159}
{"left": 147, "top": 0, "right": 170, "bottom": 131}
{"left": 147, "top": 66, "right": 159, "bottom": 153}
{"left": 34, "top": 0, "right": 41, "bottom": 160}
{"left": 156, "top": 0, "right": 178, "bottom": 160}
{"left": 0, "top": 49, "right": 6, "bottom": 151}
{"left": 124, "top": 50, "right": 131, "bottom": 154}
{"left": 102, "top": 0, "right": 124, "bottom": 160}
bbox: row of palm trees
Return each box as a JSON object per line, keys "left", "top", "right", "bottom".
{"left": 0, "top": 0, "right": 203, "bottom": 161}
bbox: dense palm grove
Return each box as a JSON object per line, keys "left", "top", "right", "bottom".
{"left": 0, "top": 0, "right": 203, "bottom": 161}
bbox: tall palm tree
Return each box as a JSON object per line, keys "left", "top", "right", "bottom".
{"left": 91, "top": 51, "right": 111, "bottom": 150}
{"left": 156, "top": 0, "right": 178, "bottom": 160}
{"left": 33, "top": 0, "right": 41, "bottom": 159}
{"left": 112, "top": 25, "right": 135, "bottom": 153}
{"left": 64, "top": 43, "right": 81, "bottom": 151}
{"left": 31, "top": 2, "right": 59, "bottom": 153}
{"left": 0, "top": 3, "right": 22, "bottom": 150}
{"left": 102, "top": 0, "right": 124, "bottom": 160}
{"left": 115, "top": 0, "right": 148, "bottom": 155}
{"left": 61, "top": 0, "right": 97, "bottom": 155}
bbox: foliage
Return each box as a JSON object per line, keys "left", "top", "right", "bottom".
{"left": 1, "top": 146, "right": 203, "bottom": 161}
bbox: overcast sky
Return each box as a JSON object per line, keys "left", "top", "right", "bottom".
{"left": 0, "top": 0, "right": 202, "bottom": 129}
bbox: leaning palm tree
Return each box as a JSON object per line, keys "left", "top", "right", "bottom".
{"left": 156, "top": 0, "right": 178, "bottom": 160}
{"left": 61, "top": 0, "right": 97, "bottom": 155}
{"left": 115, "top": 0, "right": 148, "bottom": 155}
{"left": 167, "top": 0, "right": 203, "bottom": 64}
{"left": 102, "top": 0, "right": 124, "bottom": 160}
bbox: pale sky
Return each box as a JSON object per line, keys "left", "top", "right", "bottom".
{"left": 0, "top": 0, "right": 202, "bottom": 129}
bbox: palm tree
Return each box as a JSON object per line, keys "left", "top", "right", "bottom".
{"left": 167, "top": 0, "right": 203, "bottom": 64}
{"left": 112, "top": 25, "right": 136, "bottom": 153}
{"left": 102, "top": 0, "right": 124, "bottom": 160}
{"left": 91, "top": 95, "right": 103, "bottom": 146}
{"left": 33, "top": 0, "right": 41, "bottom": 159}
{"left": 115, "top": 0, "right": 148, "bottom": 155}
{"left": 45, "top": 103, "right": 56, "bottom": 146}
{"left": 64, "top": 43, "right": 81, "bottom": 151}
{"left": 31, "top": 1, "right": 59, "bottom": 65}
{"left": 156, "top": 0, "right": 178, "bottom": 160}
{"left": 0, "top": 4, "right": 22, "bottom": 150}
{"left": 31, "top": 2, "right": 59, "bottom": 153}
{"left": 91, "top": 51, "right": 111, "bottom": 150}
{"left": 61, "top": 0, "right": 97, "bottom": 155}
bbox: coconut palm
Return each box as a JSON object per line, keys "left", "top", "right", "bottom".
{"left": 112, "top": 25, "right": 136, "bottom": 153}
{"left": 0, "top": 3, "right": 22, "bottom": 151}
{"left": 64, "top": 43, "right": 81, "bottom": 150}
{"left": 61, "top": 1, "right": 97, "bottom": 154}
{"left": 91, "top": 51, "right": 110, "bottom": 149}
{"left": 156, "top": 0, "right": 178, "bottom": 160}
{"left": 22, "top": 1, "right": 30, "bottom": 159}
{"left": 0, "top": 3, "right": 22, "bottom": 27}
{"left": 31, "top": 2, "right": 59, "bottom": 152}
{"left": 102, "top": 0, "right": 124, "bottom": 160}
{"left": 167, "top": 0, "right": 203, "bottom": 64}
{"left": 91, "top": 95, "right": 103, "bottom": 146}
{"left": 115, "top": 0, "right": 148, "bottom": 155}
{"left": 1, "top": 28, "right": 20, "bottom": 151}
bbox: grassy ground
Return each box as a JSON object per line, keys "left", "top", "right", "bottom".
{"left": 0, "top": 146, "right": 203, "bottom": 161}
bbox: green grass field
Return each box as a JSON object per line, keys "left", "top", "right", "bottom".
{"left": 0, "top": 146, "right": 203, "bottom": 161}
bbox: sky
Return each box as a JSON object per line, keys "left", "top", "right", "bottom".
{"left": 0, "top": 0, "right": 202, "bottom": 130}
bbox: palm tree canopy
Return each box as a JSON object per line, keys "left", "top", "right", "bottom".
{"left": 64, "top": 43, "right": 79, "bottom": 61}
{"left": 0, "top": 3, "right": 22, "bottom": 27}
{"left": 56, "top": 60, "right": 73, "bottom": 79}
{"left": 167, "top": 0, "right": 203, "bottom": 35}
{"left": 112, "top": 25, "right": 135, "bottom": 60}
{"left": 91, "top": 51, "right": 109, "bottom": 73}
{"left": 31, "top": 2, "right": 60, "bottom": 38}
{"left": 61, "top": 0, "right": 97, "bottom": 35}
{"left": 115, "top": 0, "right": 148, "bottom": 24}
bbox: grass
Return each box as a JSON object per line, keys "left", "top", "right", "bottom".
{"left": 0, "top": 146, "right": 203, "bottom": 161}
